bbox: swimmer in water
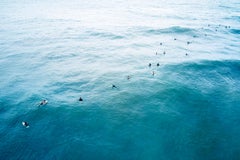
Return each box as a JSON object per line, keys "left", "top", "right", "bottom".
{"left": 160, "top": 42, "right": 162, "bottom": 45}
{"left": 149, "top": 63, "right": 151, "bottom": 67}
{"left": 22, "top": 121, "right": 29, "bottom": 128}
{"left": 112, "top": 84, "right": 117, "bottom": 89}
{"left": 79, "top": 97, "right": 83, "bottom": 101}
{"left": 152, "top": 71, "right": 155, "bottom": 76}
{"left": 157, "top": 63, "right": 160, "bottom": 67}
{"left": 127, "top": 75, "right": 131, "bottom": 80}
{"left": 163, "top": 51, "right": 166, "bottom": 55}
{"left": 187, "top": 41, "right": 191, "bottom": 45}
{"left": 185, "top": 53, "right": 188, "bottom": 56}
{"left": 38, "top": 99, "right": 47, "bottom": 106}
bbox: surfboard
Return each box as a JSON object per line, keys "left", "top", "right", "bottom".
{"left": 43, "top": 100, "right": 48, "bottom": 105}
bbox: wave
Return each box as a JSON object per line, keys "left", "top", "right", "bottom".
{"left": 86, "top": 31, "right": 125, "bottom": 40}
{"left": 231, "top": 16, "right": 240, "bottom": 21}
{"left": 165, "top": 60, "right": 240, "bottom": 73}
{"left": 219, "top": 5, "right": 239, "bottom": 11}
{"left": 142, "top": 26, "right": 196, "bottom": 35}
{"left": 230, "top": 29, "right": 240, "bottom": 34}
{"left": 163, "top": 59, "right": 240, "bottom": 88}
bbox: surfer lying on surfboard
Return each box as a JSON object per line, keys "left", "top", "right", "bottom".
{"left": 22, "top": 121, "right": 29, "bottom": 128}
{"left": 38, "top": 99, "right": 48, "bottom": 106}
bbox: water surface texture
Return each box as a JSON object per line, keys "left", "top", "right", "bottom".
{"left": 0, "top": 0, "right": 240, "bottom": 159}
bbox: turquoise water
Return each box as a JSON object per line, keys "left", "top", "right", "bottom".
{"left": 0, "top": 0, "right": 240, "bottom": 159}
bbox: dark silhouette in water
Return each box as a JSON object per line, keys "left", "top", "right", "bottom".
{"left": 187, "top": 41, "right": 191, "bottom": 45}
{"left": 22, "top": 121, "right": 29, "bottom": 128}
{"left": 112, "top": 84, "right": 117, "bottom": 89}
{"left": 79, "top": 97, "right": 83, "bottom": 101}
{"left": 39, "top": 99, "right": 47, "bottom": 106}
{"left": 127, "top": 76, "right": 131, "bottom": 80}
{"left": 185, "top": 53, "right": 188, "bottom": 56}
{"left": 149, "top": 63, "right": 151, "bottom": 67}
{"left": 174, "top": 38, "right": 177, "bottom": 40}
{"left": 157, "top": 63, "right": 160, "bottom": 67}
{"left": 156, "top": 52, "right": 158, "bottom": 55}
{"left": 160, "top": 42, "right": 162, "bottom": 45}
{"left": 163, "top": 51, "right": 166, "bottom": 55}
{"left": 152, "top": 71, "right": 155, "bottom": 76}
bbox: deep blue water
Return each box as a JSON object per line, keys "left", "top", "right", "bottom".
{"left": 0, "top": 0, "right": 240, "bottom": 159}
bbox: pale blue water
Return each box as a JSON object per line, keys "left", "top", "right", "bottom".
{"left": 0, "top": 0, "right": 240, "bottom": 159}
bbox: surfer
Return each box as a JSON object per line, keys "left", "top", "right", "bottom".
{"left": 112, "top": 84, "right": 117, "bottom": 89}
{"left": 152, "top": 71, "right": 155, "bottom": 76}
{"left": 22, "top": 121, "right": 29, "bottom": 128}
{"left": 39, "top": 99, "right": 47, "bottom": 106}
{"left": 79, "top": 97, "right": 83, "bottom": 101}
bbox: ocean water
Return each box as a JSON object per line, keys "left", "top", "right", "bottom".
{"left": 0, "top": 0, "right": 240, "bottom": 159}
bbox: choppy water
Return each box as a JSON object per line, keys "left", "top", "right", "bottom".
{"left": 0, "top": 0, "right": 240, "bottom": 159}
